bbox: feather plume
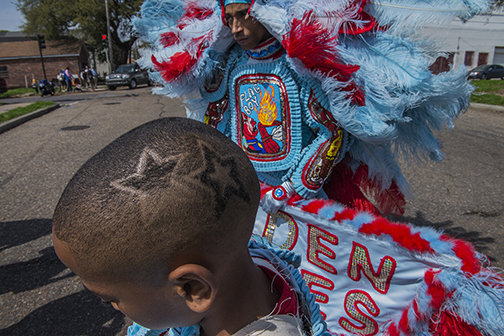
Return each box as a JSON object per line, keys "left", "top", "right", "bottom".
{"left": 323, "top": 157, "right": 405, "bottom": 216}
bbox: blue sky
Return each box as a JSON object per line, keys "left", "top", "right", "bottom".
{"left": 0, "top": 0, "right": 25, "bottom": 31}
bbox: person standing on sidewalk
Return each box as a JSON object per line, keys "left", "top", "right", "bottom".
{"left": 86, "top": 67, "right": 96, "bottom": 91}
{"left": 64, "top": 67, "right": 73, "bottom": 92}
{"left": 80, "top": 67, "right": 89, "bottom": 90}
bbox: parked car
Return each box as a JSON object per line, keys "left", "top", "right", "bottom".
{"left": 105, "top": 63, "right": 152, "bottom": 90}
{"left": 467, "top": 64, "right": 504, "bottom": 80}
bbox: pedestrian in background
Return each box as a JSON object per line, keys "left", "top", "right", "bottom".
{"left": 64, "top": 67, "right": 73, "bottom": 92}
{"left": 92, "top": 68, "right": 98, "bottom": 89}
{"left": 86, "top": 67, "right": 95, "bottom": 91}
{"left": 80, "top": 67, "right": 89, "bottom": 90}
{"left": 57, "top": 70, "right": 65, "bottom": 92}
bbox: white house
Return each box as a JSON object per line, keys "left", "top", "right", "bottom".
{"left": 421, "top": 10, "right": 504, "bottom": 72}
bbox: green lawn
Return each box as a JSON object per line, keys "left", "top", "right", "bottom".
{"left": 0, "top": 87, "right": 35, "bottom": 98}
{"left": 0, "top": 101, "right": 56, "bottom": 124}
{"left": 470, "top": 79, "right": 504, "bottom": 106}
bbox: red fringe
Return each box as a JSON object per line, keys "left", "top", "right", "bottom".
{"left": 398, "top": 307, "right": 411, "bottom": 334}
{"left": 440, "top": 235, "right": 481, "bottom": 275}
{"left": 425, "top": 270, "right": 449, "bottom": 311}
{"left": 160, "top": 32, "right": 179, "bottom": 48}
{"left": 287, "top": 194, "right": 303, "bottom": 206}
{"left": 359, "top": 218, "right": 434, "bottom": 253}
{"left": 386, "top": 323, "right": 400, "bottom": 336}
{"left": 300, "top": 198, "right": 328, "bottom": 214}
{"left": 331, "top": 208, "right": 358, "bottom": 222}
{"left": 431, "top": 312, "right": 483, "bottom": 336}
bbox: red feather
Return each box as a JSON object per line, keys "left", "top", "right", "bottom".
{"left": 151, "top": 51, "right": 196, "bottom": 83}
{"left": 177, "top": 2, "right": 213, "bottom": 29}
{"left": 323, "top": 158, "right": 406, "bottom": 216}
{"left": 440, "top": 235, "right": 481, "bottom": 275}
{"left": 300, "top": 198, "right": 328, "bottom": 214}
{"left": 359, "top": 218, "right": 434, "bottom": 253}
{"left": 430, "top": 312, "right": 483, "bottom": 336}
{"left": 160, "top": 32, "right": 179, "bottom": 48}
{"left": 282, "top": 11, "right": 360, "bottom": 80}
{"left": 338, "top": 0, "right": 379, "bottom": 35}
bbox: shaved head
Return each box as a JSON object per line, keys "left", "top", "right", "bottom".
{"left": 53, "top": 118, "right": 260, "bottom": 282}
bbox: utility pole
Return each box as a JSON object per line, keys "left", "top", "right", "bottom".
{"left": 37, "top": 34, "right": 47, "bottom": 80}
{"left": 105, "top": 0, "right": 114, "bottom": 72}
{"left": 102, "top": 35, "right": 111, "bottom": 74}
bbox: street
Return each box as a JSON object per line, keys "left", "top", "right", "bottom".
{"left": 0, "top": 87, "right": 503, "bottom": 335}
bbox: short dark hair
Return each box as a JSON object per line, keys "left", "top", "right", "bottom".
{"left": 53, "top": 118, "right": 260, "bottom": 282}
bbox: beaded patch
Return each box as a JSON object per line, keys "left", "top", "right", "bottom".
{"left": 246, "top": 37, "right": 283, "bottom": 60}
{"left": 235, "top": 74, "right": 290, "bottom": 162}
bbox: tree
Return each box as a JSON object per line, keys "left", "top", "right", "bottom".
{"left": 16, "top": 0, "right": 142, "bottom": 68}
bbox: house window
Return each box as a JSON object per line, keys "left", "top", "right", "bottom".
{"left": 477, "top": 53, "right": 488, "bottom": 66}
{"left": 464, "top": 51, "right": 474, "bottom": 66}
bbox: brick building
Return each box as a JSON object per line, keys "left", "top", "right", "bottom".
{"left": 0, "top": 39, "right": 89, "bottom": 89}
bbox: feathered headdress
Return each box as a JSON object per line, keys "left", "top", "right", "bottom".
{"left": 134, "top": 0, "right": 489, "bottom": 193}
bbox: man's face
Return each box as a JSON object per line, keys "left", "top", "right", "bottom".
{"left": 225, "top": 3, "right": 272, "bottom": 50}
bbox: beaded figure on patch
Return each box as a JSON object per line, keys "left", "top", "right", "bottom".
{"left": 134, "top": 0, "right": 488, "bottom": 216}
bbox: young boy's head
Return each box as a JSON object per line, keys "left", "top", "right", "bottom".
{"left": 224, "top": 0, "right": 272, "bottom": 50}
{"left": 53, "top": 117, "right": 260, "bottom": 330}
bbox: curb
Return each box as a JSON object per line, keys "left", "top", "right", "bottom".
{"left": 0, "top": 103, "right": 60, "bottom": 134}
{"left": 469, "top": 102, "right": 504, "bottom": 113}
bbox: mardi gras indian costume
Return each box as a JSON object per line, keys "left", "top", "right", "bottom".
{"left": 134, "top": 0, "right": 489, "bottom": 216}
{"left": 133, "top": 1, "right": 504, "bottom": 335}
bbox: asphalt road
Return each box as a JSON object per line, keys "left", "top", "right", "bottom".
{"left": 0, "top": 87, "right": 503, "bottom": 335}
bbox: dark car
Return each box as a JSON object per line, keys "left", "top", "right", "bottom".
{"left": 467, "top": 64, "right": 504, "bottom": 80}
{"left": 105, "top": 63, "right": 152, "bottom": 90}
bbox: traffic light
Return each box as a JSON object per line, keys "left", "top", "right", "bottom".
{"left": 102, "top": 34, "right": 108, "bottom": 49}
{"left": 37, "top": 34, "right": 46, "bottom": 49}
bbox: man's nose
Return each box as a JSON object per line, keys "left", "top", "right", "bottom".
{"left": 230, "top": 20, "right": 242, "bottom": 35}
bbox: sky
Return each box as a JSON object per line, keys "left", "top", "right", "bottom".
{"left": 0, "top": 0, "right": 25, "bottom": 31}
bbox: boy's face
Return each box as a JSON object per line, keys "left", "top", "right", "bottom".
{"left": 53, "top": 234, "right": 197, "bottom": 329}
{"left": 225, "top": 3, "right": 272, "bottom": 50}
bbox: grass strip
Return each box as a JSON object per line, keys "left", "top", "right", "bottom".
{"left": 0, "top": 88, "right": 35, "bottom": 98}
{"left": 0, "top": 101, "right": 56, "bottom": 124}
{"left": 470, "top": 79, "right": 504, "bottom": 93}
{"left": 470, "top": 93, "right": 504, "bottom": 106}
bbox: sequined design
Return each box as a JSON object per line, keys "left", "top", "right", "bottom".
{"left": 301, "top": 269, "right": 335, "bottom": 304}
{"left": 340, "top": 290, "right": 380, "bottom": 335}
{"left": 262, "top": 211, "right": 298, "bottom": 250}
{"left": 235, "top": 74, "right": 290, "bottom": 162}
{"left": 302, "top": 130, "right": 344, "bottom": 190}
{"left": 348, "top": 242, "right": 397, "bottom": 294}
{"left": 308, "top": 90, "right": 339, "bottom": 132}
{"left": 205, "top": 95, "right": 228, "bottom": 128}
{"left": 246, "top": 37, "right": 283, "bottom": 60}
{"left": 307, "top": 224, "right": 338, "bottom": 274}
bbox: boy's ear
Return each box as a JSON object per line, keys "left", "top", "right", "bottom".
{"left": 169, "top": 264, "right": 218, "bottom": 314}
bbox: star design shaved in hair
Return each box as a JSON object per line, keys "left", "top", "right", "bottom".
{"left": 197, "top": 144, "right": 251, "bottom": 218}
{"left": 111, "top": 148, "right": 184, "bottom": 197}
